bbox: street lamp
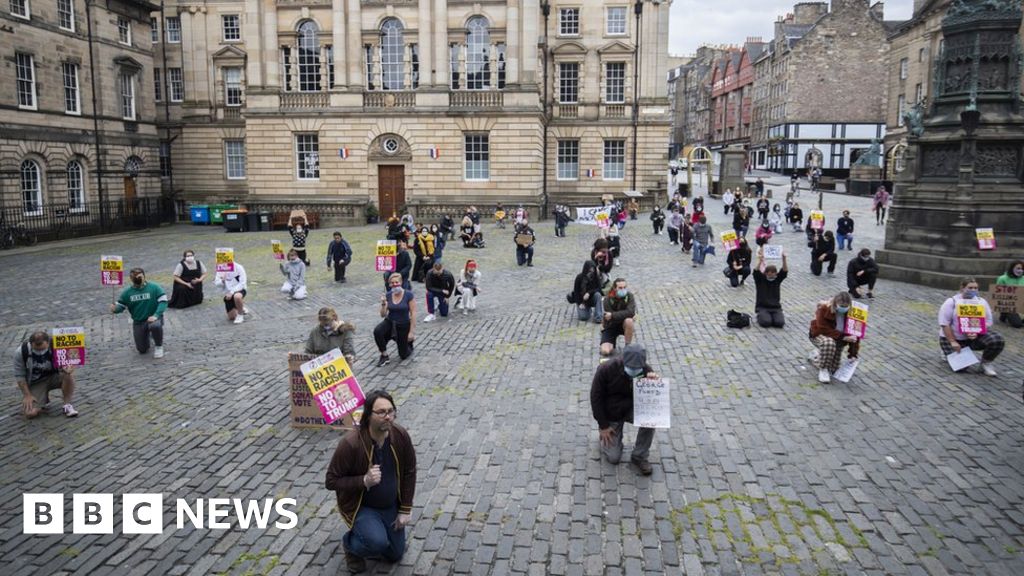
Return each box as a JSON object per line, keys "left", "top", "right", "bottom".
{"left": 630, "top": 0, "right": 643, "bottom": 193}
{"left": 541, "top": 1, "right": 551, "bottom": 217}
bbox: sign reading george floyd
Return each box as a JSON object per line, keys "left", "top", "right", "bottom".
{"left": 632, "top": 378, "right": 671, "bottom": 429}
{"left": 299, "top": 348, "right": 365, "bottom": 425}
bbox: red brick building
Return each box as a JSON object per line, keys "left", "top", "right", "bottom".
{"left": 709, "top": 40, "right": 766, "bottom": 156}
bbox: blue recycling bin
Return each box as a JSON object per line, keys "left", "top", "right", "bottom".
{"left": 190, "top": 205, "right": 210, "bottom": 225}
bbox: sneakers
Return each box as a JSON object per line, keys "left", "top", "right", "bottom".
{"left": 153, "top": 346, "right": 165, "bottom": 359}
{"left": 233, "top": 315, "right": 245, "bottom": 324}
{"left": 376, "top": 354, "right": 390, "bottom": 367}
{"left": 631, "top": 457, "right": 653, "bottom": 476}
{"left": 527, "top": 262, "right": 534, "bottom": 267}
{"left": 808, "top": 348, "right": 820, "bottom": 363}
{"left": 63, "top": 404, "right": 79, "bottom": 418}
{"left": 242, "top": 306, "right": 251, "bottom": 315}
{"left": 423, "top": 314, "right": 436, "bottom": 323}
{"left": 345, "top": 551, "right": 366, "bottom": 574}
{"left": 981, "top": 363, "right": 998, "bottom": 377}
{"left": 817, "top": 368, "right": 831, "bottom": 383}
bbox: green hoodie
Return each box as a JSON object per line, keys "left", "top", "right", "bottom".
{"left": 115, "top": 282, "right": 168, "bottom": 323}
{"left": 996, "top": 272, "right": 1024, "bottom": 286}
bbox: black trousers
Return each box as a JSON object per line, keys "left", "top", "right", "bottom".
{"left": 373, "top": 319, "right": 413, "bottom": 359}
{"left": 332, "top": 258, "right": 349, "bottom": 281}
{"left": 810, "top": 254, "right": 837, "bottom": 276}
{"left": 848, "top": 271, "right": 877, "bottom": 293}
{"left": 728, "top": 266, "right": 751, "bottom": 287}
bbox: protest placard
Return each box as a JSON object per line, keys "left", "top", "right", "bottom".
{"left": 985, "top": 284, "right": 1024, "bottom": 314}
{"left": 300, "top": 348, "right": 365, "bottom": 425}
{"left": 833, "top": 358, "right": 859, "bottom": 383}
{"left": 100, "top": 255, "right": 123, "bottom": 286}
{"left": 762, "top": 245, "right": 784, "bottom": 260}
{"left": 844, "top": 301, "right": 869, "bottom": 339}
{"left": 721, "top": 230, "right": 739, "bottom": 251}
{"left": 271, "top": 240, "right": 285, "bottom": 260}
{"left": 288, "top": 353, "right": 356, "bottom": 430}
{"left": 574, "top": 206, "right": 611, "bottom": 226}
{"left": 975, "top": 228, "right": 996, "bottom": 251}
{"left": 810, "top": 211, "right": 825, "bottom": 230}
{"left": 215, "top": 248, "right": 235, "bottom": 272}
{"left": 956, "top": 302, "right": 987, "bottom": 335}
{"left": 375, "top": 240, "right": 397, "bottom": 272}
{"left": 494, "top": 210, "right": 506, "bottom": 221}
{"left": 632, "top": 378, "right": 671, "bottom": 429}
{"left": 52, "top": 327, "right": 86, "bottom": 368}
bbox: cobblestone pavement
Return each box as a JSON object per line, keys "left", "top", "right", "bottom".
{"left": 1, "top": 184, "right": 1022, "bottom": 576}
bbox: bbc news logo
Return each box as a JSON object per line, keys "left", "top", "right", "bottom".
{"left": 23, "top": 494, "right": 298, "bottom": 534}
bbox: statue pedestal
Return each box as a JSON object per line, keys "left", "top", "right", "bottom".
{"left": 845, "top": 165, "right": 886, "bottom": 197}
{"left": 716, "top": 145, "right": 747, "bottom": 199}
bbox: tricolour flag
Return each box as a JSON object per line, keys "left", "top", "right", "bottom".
{"left": 339, "top": 147, "right": 349, "bottom": 159}
{"left": 585, "top": 169, "right": 595, "bottom": 178}
{"left": 429, "top": 146, "right": 440, "bottom": 159}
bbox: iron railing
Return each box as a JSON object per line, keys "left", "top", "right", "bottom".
{"left": 0, "top": 198, "right": 177, "bottom": 244}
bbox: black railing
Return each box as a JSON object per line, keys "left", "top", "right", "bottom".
{"left": 0, "top": 198, "right": 177, "bottom": 244}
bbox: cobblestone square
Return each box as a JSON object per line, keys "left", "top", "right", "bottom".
{"left": 1, "top": 186, "right": 1022, "bottom": 576}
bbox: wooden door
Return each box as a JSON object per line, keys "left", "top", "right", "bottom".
{"left": 378, "top": 165, "right": 405, "bottom": 218}
{"left": 124, "top": 177, "right": 136, "bottom": 202}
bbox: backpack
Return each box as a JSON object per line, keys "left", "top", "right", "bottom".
{"left": 726, "top": 309, "right": 751, "bottom": 329}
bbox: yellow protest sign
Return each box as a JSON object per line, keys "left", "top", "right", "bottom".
{"left": 52, "top": 327, "right": 86, "bottom": 368}
{"left": 271, "top": 240, "right": 284, "bottom": 260}
{"left": 100, "top": 255, "right": 123, "bottom": 286}
{"left": 956, "top": 303, "right": 985, "bottom": 318}
{"left": 215, "top": 248, "right": 235, "bottom": 272}
{"left": 721, "top": 230, "right": 739, "bottom": 251}
{"left": 299, "top": 349, "right": 365, "bottom": 425}
{"left": 810, "top": 211, "right": 825, "bottom": 230}
{"left": 847, "top": 302, "right": 869, "bottom": 323}
{"left": 975, "top": 228, "right": 995, "bottom": 250}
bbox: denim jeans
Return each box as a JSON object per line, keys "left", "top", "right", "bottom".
{"left": 576, "top": 291, "right": 604, "bottom": 322}
{"left": 692, "top": 241, "right": 712, "bottom": 265}
{"left": 425, "top": 290, "right": 449, "bottom": 316}
{"left": 343, "top": 504, "right": 406, "bottom": 562}
{"left": 837, "top": 233, "right": 853, "bottom": 250}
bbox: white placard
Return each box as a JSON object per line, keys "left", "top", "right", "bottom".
{"left": 632, "top": 378, "right": 671, "bottom": 429}
{"left": 833, "top": 358, "right": 859, "bottom": 383}
{"left": 575, "top": 206, "right": 612, "bottom": 226}
{"left": 762, "top": 245, "right": 784, "bottom": 260}
{"left": 946, "top": 348, "right": 980, "bottom": 372}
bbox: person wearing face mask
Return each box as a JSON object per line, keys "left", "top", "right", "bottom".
{"left": 938, "top": 277, "right": 1004, "bottom": 376}
{"left": 789, "top": 203, "right": 804, "bottom": 232}
{"left": 754, "top": 219, "right": 773, "bottom": 247}
{"left": 691, "top": 214, "right": 715, "bottom": 268}
{"left": 280, "top": 249, "right": 308, "bottom": 300}
{"left": 607, "top": 225, "right": 622, "bottom": 266}
{"left": 995, "top": 260, "right": 1024, "bottom": 328}
{"left": 412, "top": 226, "right": 435, "bottom": 283}
{"left": 514, "top": 223, "right": 536, "bottom": 267}
{"left": 423, "top": 260, "right": 455, "bottom": 322}
{"left": 374, "top": 273, "right": 417, "bottom": 366}
{"left": 650, "top": 205, "right": 666, "bottom": 235}
{"left": 167, "top": 250, "right": 208, "bottom": 309}
{"left": 572, "top": 260, "right": 604, "bottom": 323}
{"left": 288, "top": 216, "right": 311, "bottom": 266}
{"left": 456, "top": 259, "right": 481, "bottom": 314}
{"left": 846, "top": 248, "right": 879, "bottom": 298}
{"left": 430, "top": 224, "right": 446, "bottom": 263}
{"left": 836, "top": 210, "right": 855, "bottom": 251}
{"left": 722, "top": 188, "right": 734, "bottom": 215}
{"left": 667, "top": 207, "right": 684, "bottom": 245}
{"left": 600, "top": 279, "right": 637, "bottom": 357}
{"left": 768, "top": 204, "right": 784, "bottom": 234}
{"left": 752, "top": 250, "right": 788, "bottom": 328}
{"left": 13, "top": 331, "right": 78, "bottom": 418}
{"left": 385, "top": 239, "right": 413, "bottom": 290}
{"left": 808, "top": 292, "right": 860, "bottom": 383}
{"left": 733, "top": 206, "right": 751, "bottom": 239}
{"left": 214, "top": 260, "right": 248, "bottom": 324}
{"left": 326, "top": 232, "right": 353, "bottom": 284}
{"left": 810, "top": 230, "right": 838, "bottom": 277}
{"left": 725, "top": 239, "right": 753, "bottom": 287}
{"left": 110, "top": 268, "right": 168, "bottom": 358}
{"left": 590, "top": 344, "right": 660, "bottom": 475}
{"left": 305, "top": 307, "right": 356, "bottom": 362}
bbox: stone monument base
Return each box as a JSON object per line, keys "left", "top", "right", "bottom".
{"left": 875, "top": 248, "right": 1008, "bottom": 291}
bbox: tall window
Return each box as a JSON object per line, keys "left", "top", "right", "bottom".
{"left": 120, "top": 72, "right": 136, "bottom": 120}
{"left": 915, "top": 83, "right": 923, "bottom": 104}
{"left": 67, "top": 160, "right": 85, "bottom": 211}
{"left": 363, "top": 45, "right": 373, "bottom": 90}
{"left": 224, "top": 67, "right": 242, "bottom": 106}
{"left": 153, "top": 68, "right": 162, "bottom": 101}
{"left": 295, "top": 134, "right": 319, "bottom": 180}
{"left": 63, "top": 63, "right": 80, "bottom": 114}
{"left": 225, "top": 140, "right": 246, "bottom": 179}
{"left": 326, "top": 45, "right": 335, "bottom": 88}
{"left": 497, "top": 44, "right": 506, "bottom": 89}
{"left": 559, "top": 8, "right": 579, "bottom": 36}
{"left": 150, "top": 17, "right": 158, "bottom": 42}
{"left": 168, "top": 68, "right": 184, "bottom": 102}
{"left": 464, "top": 134, "right": 489, "bottom": 181}
{"left": 21, "top": 160, "right": 42, "bottom": 215}
{"left": 222, "top": 14, "right": 240, "bottom": 41}
{"left": 166, "top": 16, "right": 181, "bottom": 43}
{"left": 297, "top": 21, "right": 321, "bottom": 92}
{"left": 606, "top": 6, "right": 627, "bottom": 35}
{"left": 603, "top": 139, "right": 625, "bottom": 180}
{"left": 605, "top": 62, "right": 625, "bottom": 103}
{"left": 16, "top": 53, "right": 36, "bottom": 110}
{"left": 159, "top": 142, "right": 171, "bottom": 177}
{"left": 557, "top": 140, "right": 579, "bottom": 180}
{"left": 10, "top": 0, "right": 29, "bottom": 18}
{"left": 58, "top": 0, "right": 75, "bottom": 31}
{"left": 410, "top": 44, "right": 419, "bottom": 89}
{"left": 283, "top": 46, "right": 293, "bottom": 91}
{"left": 118, "top": 16, "right": 132, "bottom": 45}
{"left": 897, "top": 94, "right": 906, "bottom": 127}
{"left": 380, "top": 19, "right": 405, "bottom": 91}
{"left": 449, "top": 43, "right": 460, "bottom": 89}
{"left": 899, "top": 57, "right": 908, "bottom": 80}
{"left": 559, "top": 62, "right": 579, "bottom": 104}
{"left": 466, "top": 16, "right": 490, "bottom": 90}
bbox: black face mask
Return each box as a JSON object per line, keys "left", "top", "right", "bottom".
{"left": 30, "top": 348, "right": 49, "bottom": 361}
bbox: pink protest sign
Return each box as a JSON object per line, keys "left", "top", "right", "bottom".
{"left": 375, "top": 240, "right": 397, "bottom": 272}
{"left": 300, "top": 349, "right": 366, "bottom": 425}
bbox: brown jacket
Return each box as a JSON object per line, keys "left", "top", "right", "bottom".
{"left": 809, "top": 302, "right": 861, "bottom": 357}
{"left": 325, "top": 424, "right": 417, "bottom": 527}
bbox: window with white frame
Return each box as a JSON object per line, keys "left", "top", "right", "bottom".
{"left": 297, "top": 20, "right": 321, "bottom": 92}
{"left": 410, "top": 43, "right": 419, "bottom": 89}
{"left": 466, "top": 16, "right": 490, "bottom": 90}
{"left": 295, "top": 134, "right": 319, "bottom": 180}
{"left": 16, "top": 53, "right": 36, "bottom": 110}
{"left": 120, "top": 72, "right": 136, "bottom": 120}
{"left": 558, "top": 62, "right": 579, "bottom": 104}
{"left": 283, "top": 46, "right": 294, "bottom": 90}
{"left": 899, "top": 57, "right": 908, "bottom": 80}
{"left": 497, "top": 43, "right": 506, "bottom": 89}
{"left": 606, "top": 6, "right": 627, "bottom": 35}
{"left": 327, "top": 45, "right": 335, "bottom": 88}
{"left": 58, "top": 0, "right": 75, "bottom": 31}
{"left": 10, "top": 0, "right": 28, "bottom": 19}
{"left": 559, "top": 8, "right": 579, "bottom": 36}
{"left": 67, "top": 160, "right": 85, "bottom": 211}
{"left": 225, "top": 140, "right": 246, "bottom": 179}
{"left": 557, "top": 140, "right": 579, "bottom": 180}
{"left": 464, "top": 134, "right": 489, "bottom": 181}
{"left": 915, "top": 83, "right": 923, "bottom": 104}
{"left": 21, "top": 159, "right": 42, "bottom": 215}
{"left": 605, "top": 62, "right": 625, "bottom": 103}
{"left": 166, "top": 16, "right": 181, "bottom": 43}
{"left": 150, "top": 17, "right": 159, "bottom": 42}
{"left": 449, "top": 43, "right": 460, "bottom": 89}
{"left": 380, "top": 18, "right": 405, "bottom": 91}
{"left": 153, "top": 68, "right": 162, "bottom": 101}
{"left": 63, "top": 63, "right": 80, "bottom": 114}
{"left": 224, "top": 67, "right": 242, "bottom": 106}
{"left": 897, "top": 94, "right": 906, "bottom": 127}
{"left": 168, "top": 68, "right": 183, "bottom": 102}
{"left": 118, "top": 16, "right": 132, "bottom": 45}
{"left": 603, "top": 139, "right": 625, "bottom": 180}
{"left": 222, "top": 14, "right": 240, "bottom": 41}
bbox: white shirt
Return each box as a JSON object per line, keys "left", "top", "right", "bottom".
{"left": 214, "top": 263, "right": 247, "bottom": 295}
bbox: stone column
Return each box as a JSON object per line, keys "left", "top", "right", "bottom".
{"left": 433, "top": 0, "right": 448, "bottom": 86}
{"left": 320, "top": 45, "right": 329, "bottom": 90}
{"left": 180, "top": 9, "right": 195, "bottom": 101}
{"left": 418, "top": 0, "right": 432, "bottom": 86}
{"left": 404, "top": 44, "right": 413, "bottom": 89}
{"left": 332, "top": 0, "right": 346, "bottom": 87}
{"left": 245, "top": 0, "right": 263, "bottom": 87}
{"left": 290, "top": 40, "right": 299, "bottom": 91}
{"left": 520, "top": 0, "right": 539, "bottom": 86}
{"left": 346, "top": 0, "right": 362, "bottom": 87}
{"left": 263, "top": 0, "right": 279, "bottom": 88}
{"left": 506, "top": 0, "right": 520, "bottom": 85}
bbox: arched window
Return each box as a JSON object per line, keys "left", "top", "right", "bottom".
{"left": 67, "top": 160, "right": 85, "bottom": 211}
{"left": 297, "top": 20, "right": 321, "bottom": 92}
{"left": 125, "top": 156, "right": 142, "bottom": 177}
{"left": 466, "top": 17, "right": 490, "bottom": 90}
{"left": 21, "top": 159, "right": 43, "bottom": 215}
{"left": 380, "top": 19, "right": 405, "bottom": 91}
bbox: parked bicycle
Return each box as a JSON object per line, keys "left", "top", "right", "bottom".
{"left": 0, "top": 220, "right": 38, "bottom": 249}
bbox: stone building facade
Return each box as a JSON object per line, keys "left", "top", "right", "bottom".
{"left": 748, "top": 0, "right": 893, "bottom": 176}
{"left": 151, "top": 0, "right": 671, "bottom": 218}
{"left": 665, "top": 45, "right": 725, "bottom": 159}
{"left": 708, "top": 40, "right": 766, "bottom": 153}
{"left": 1, "top": 0, "right": 161, "bottom": 217}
